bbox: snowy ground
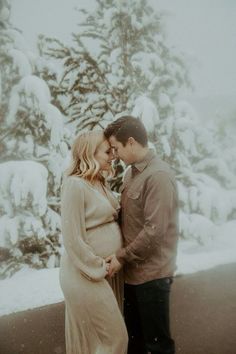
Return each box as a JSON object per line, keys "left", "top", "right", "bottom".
{"left": 0, "top": 220, "right": 236, "bottom": 317}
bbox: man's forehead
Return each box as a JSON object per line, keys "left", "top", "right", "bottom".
{"left": 109, "top": 136, "right": 119, "bottom": 146}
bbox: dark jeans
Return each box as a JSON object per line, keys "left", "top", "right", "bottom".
{"left": 124, "top": 278, "right": 175, "bottom": 354}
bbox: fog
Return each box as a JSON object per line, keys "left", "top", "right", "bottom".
{"left": 11, "top": 0, "right": 236, "bottom": 122}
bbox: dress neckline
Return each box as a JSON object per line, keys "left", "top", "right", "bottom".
{"left": 78, "top": 178, "right": 118, "bottom": 211}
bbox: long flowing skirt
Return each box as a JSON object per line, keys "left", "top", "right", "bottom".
{"left": 60, "top": 254, "right": 128, "bottom": 354}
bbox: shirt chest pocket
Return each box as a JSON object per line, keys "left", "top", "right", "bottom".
{"left": 127, "top": 190, "right": 141, "bottom": 200}
{"left": 126, "top": 190, "right": 142, "bottom": 216}
{"left": 125, "top": 190, "right": 143, "bottom": 223}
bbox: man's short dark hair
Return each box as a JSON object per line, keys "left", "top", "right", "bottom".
{"left": 104, "top": 116, "right": 148, "bottom": 147}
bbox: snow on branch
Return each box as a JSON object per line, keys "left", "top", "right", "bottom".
{"left": 7, "top": 48, "right": 32, "bottom": 76}
{"left": 179, "top": 211, "right": 217, "bottom": 245}
{"left": 7, "top": 75, "right": 51, "bottom": 124}
{"left": 0, "top": 160, "right": 48, "bottom": 217}
{"left": 132, "top": 95, "right": 159, "bottom": 133}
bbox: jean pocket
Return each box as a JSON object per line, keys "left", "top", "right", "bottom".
{"left": 155, "top": 277, "right": 173, "bottom": 291}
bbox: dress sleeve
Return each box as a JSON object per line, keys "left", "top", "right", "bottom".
{"left": 61, "top": 177, "right": 107, "bottom": 281}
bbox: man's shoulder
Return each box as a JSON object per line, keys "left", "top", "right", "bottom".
{"left": 148, "top": 156, "right": 173, "bottom": 175}
{"left": 142, "top": 158, "right": 176, "bottom": 189}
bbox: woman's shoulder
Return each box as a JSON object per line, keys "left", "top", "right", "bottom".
{"left": 63, "top": 175, "right": 99, "bottom": 192}
{"left": 62, "top": 175, "right": 87, "bottom": 191}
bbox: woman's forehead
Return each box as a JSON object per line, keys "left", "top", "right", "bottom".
{"left": 100, "top": 139, "right": 110, "bottom": 149}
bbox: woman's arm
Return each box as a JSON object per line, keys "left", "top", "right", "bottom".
{"left": 61, "top": 177, "right": 107, "bottom": 281}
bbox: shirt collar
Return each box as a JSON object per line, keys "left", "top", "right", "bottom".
{"left": 131, "top": 149, "right": 156, "bottom": 173}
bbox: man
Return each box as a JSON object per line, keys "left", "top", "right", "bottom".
{"left": 104, "top": 116, "right": 178, "bottom": 354}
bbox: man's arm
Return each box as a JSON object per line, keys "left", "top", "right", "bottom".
{"left": 116, "top": 171, "right": 176, "bottom": 264}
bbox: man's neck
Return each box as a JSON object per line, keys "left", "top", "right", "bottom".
{"left": 133, "top": 147, "right": 149, "bottom": 163}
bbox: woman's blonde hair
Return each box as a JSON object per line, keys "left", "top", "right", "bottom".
{"left": 66, "top": 130, "right": 110, "bottom": 183}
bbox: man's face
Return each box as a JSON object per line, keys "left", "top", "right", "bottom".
{"left": 109, "top": 135, "right": 134, "bottom": 165}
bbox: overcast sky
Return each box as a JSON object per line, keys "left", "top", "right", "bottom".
{"left": 10, "top": 0, "right": 236, "bottom": 98}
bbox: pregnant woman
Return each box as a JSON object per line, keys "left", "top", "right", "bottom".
{"left": 59, "top": 131, "right": 128, "bottom": 354}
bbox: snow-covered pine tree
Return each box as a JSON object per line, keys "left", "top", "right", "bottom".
{"left": 37, "top": 0, "right": 190, "bottom": 189}
{"left": 169, "top": 101, "right": 236, "bottom": 244}
{"left": 0, "top": 1, "right": 69, "bottom": 278}
{"left": 37, "top": 0, "right": 190, "bottom": 133}
{"left": 214, "top": 109, "right": 236, "bottom": 187}
{"left": 37, "top": 0, "right": 236, "bottom": 244}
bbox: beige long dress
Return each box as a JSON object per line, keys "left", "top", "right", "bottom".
{"left": 59, "top": 176, "right": 128, "bottom": 354}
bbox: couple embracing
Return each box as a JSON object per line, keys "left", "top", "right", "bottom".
{"left": 59, "top": 116, "right": 179, "bottom": 354}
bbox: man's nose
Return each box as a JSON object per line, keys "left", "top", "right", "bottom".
{"left": 110, "top": 149, "right": 117, "bottom": 159}
{"left": 108, "top": 151, "right": 115, "bottom": 161}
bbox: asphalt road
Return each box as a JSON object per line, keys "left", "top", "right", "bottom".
{"left": 0, "top": 263, "right": 236, "bottom": 354}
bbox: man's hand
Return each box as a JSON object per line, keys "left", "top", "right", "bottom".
{"left": 105, "top": 254, "right": 122, "bottom": 277}
{"left": 105, "top": 261, "right": 110, "bottom": 275}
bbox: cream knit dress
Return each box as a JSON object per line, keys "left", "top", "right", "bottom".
{"left": 59, "top": 176, "right": 128, "bottom": 354}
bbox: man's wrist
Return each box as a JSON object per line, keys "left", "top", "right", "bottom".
{"left": 115, "top": 248, "right": 126, "bottom": 265}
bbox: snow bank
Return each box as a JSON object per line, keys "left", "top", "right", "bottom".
{"left": 177, "top": 223, "right": 236, "bottom": 275}
{"left": 0, "top": 267, "right": 63, "bottom": 316}
{"left": 0, "top": 221, "right": 236, "bottom": 317}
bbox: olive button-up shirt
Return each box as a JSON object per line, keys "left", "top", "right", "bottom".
{"left": 116, "top": 150, "right": 179, "bottom": 285}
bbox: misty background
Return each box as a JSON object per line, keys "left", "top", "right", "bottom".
{"left": 11, "top": 0, "right": 236, "bottom": 124}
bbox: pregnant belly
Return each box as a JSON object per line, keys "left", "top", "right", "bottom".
{"left": 86, "top": 221, "right": 122, "bottom": 258}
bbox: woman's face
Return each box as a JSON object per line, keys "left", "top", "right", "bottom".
{"left": 95, "top": 139, "right": 114, "bottom": 171}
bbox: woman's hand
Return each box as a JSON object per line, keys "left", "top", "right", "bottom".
{"left": 105, "top": 254, "right": 122, "bottom": 277}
